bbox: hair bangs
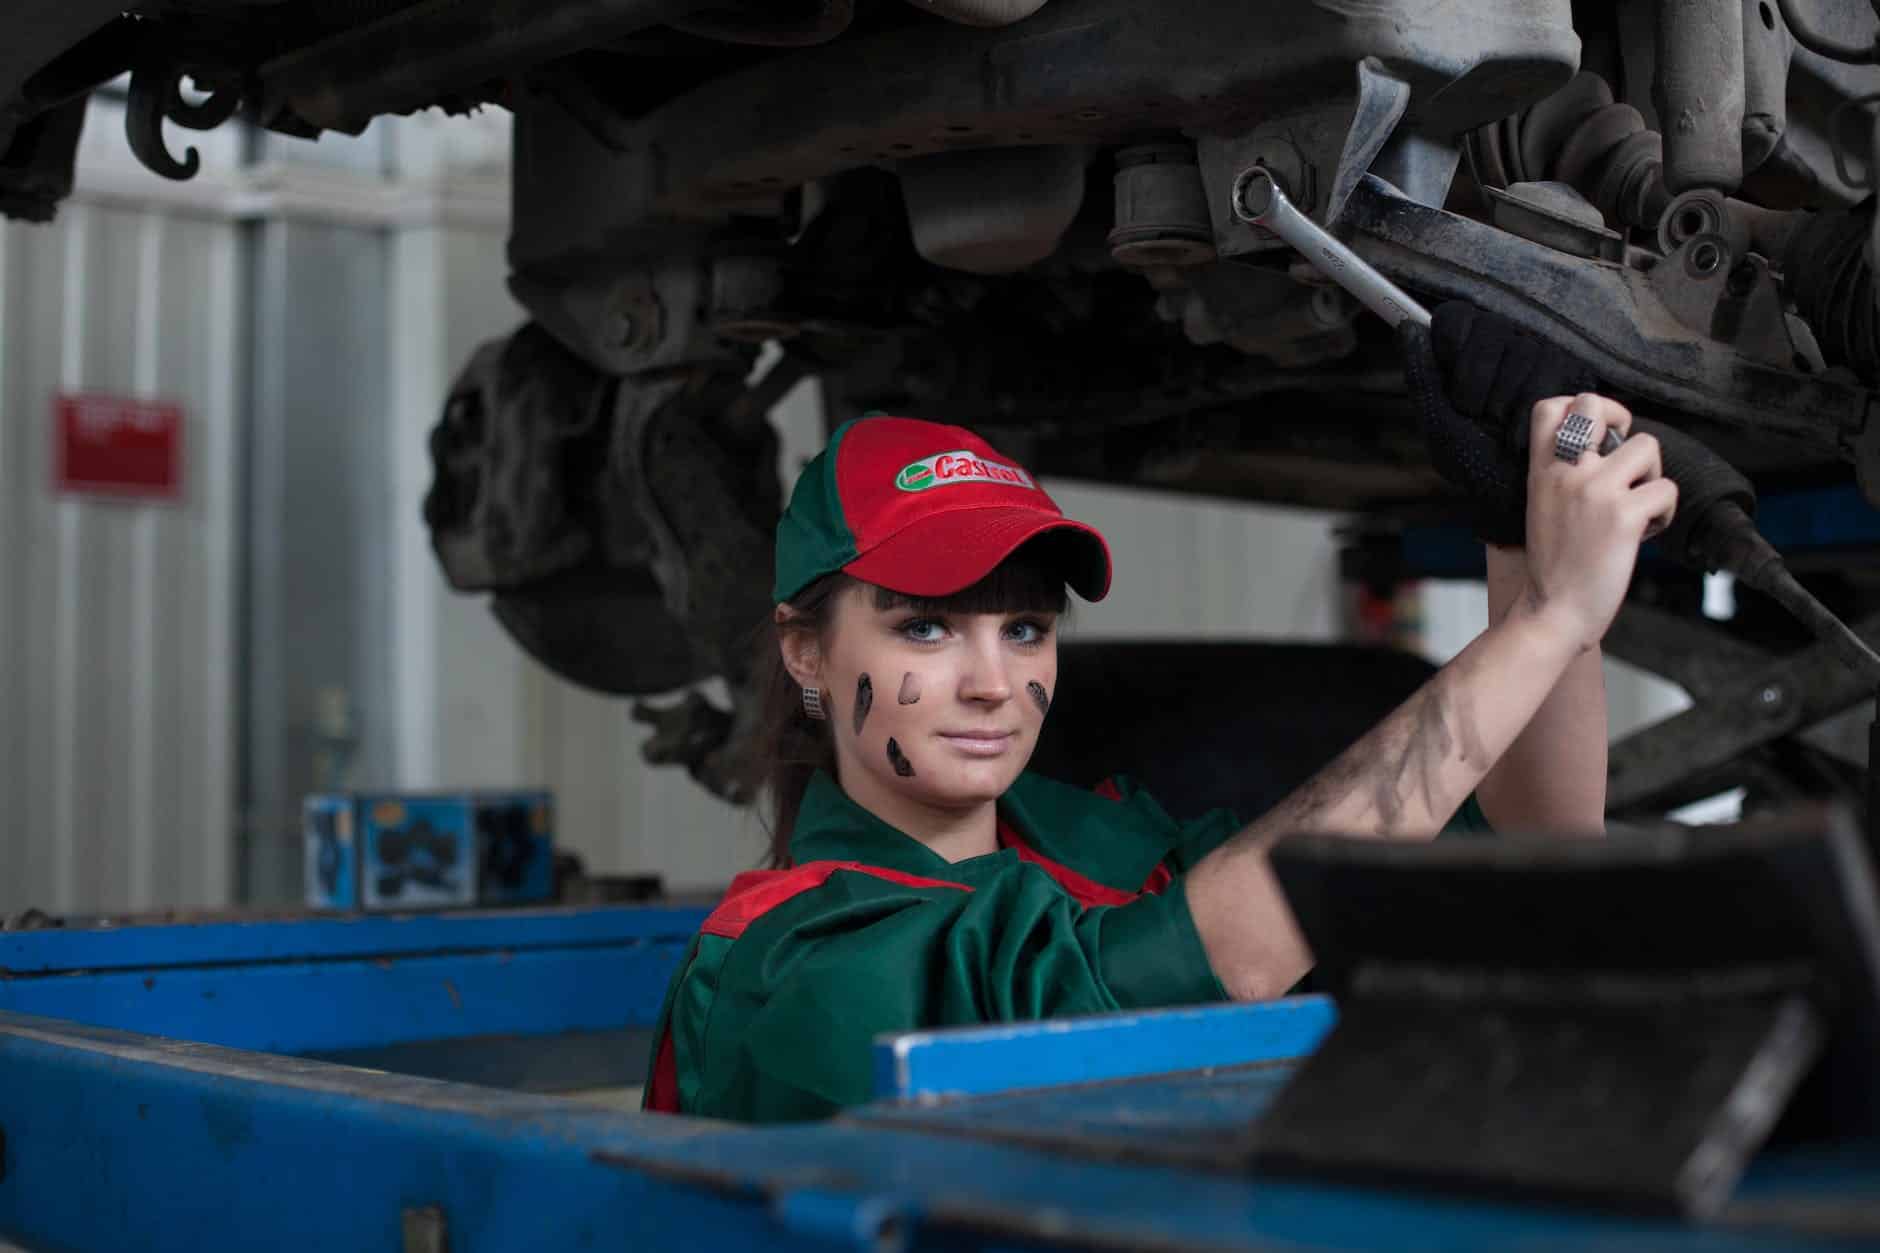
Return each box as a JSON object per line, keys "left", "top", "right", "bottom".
{"left": 869, "top": 542, "right": 1071, "bottom": 616}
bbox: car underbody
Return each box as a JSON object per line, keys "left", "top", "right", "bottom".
{"left": 5, "top": 0, "right": 1878, "bottom": 817}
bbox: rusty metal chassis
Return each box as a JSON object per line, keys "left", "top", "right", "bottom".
{"left": 501, "top": 0, "right": 1875, "bottom": 497}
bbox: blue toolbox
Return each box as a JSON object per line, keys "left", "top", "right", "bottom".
{"left": 304, "top": 789, "right": 555, "bottom": 911}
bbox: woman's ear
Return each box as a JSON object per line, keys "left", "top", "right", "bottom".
{"left": 775, "top": 604, "right": 823, "bottom": 691}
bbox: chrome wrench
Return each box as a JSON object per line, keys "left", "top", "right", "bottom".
{"left": 1231, "top": 165, "right": 1433, "bottom": 331}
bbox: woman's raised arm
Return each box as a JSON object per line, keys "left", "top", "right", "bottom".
{"left": 1182, "top": 392, "right": 1674, "bottom": 1001}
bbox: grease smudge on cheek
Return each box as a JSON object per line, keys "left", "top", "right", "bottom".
{"left": 1027, "top": 681, "right": 1051, "bottom": 715}
{"left": 854, "top": 674, "right": 873, "bottom": 737}
{"left": 898, "top": 673, "right": 921, "bottom": 705}
{"left": 887, "top": 738, "right": 916, "bottom": 778}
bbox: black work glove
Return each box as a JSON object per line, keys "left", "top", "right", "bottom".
{"left": 1399, "top": 302, "right": 1600, "bottom": 548}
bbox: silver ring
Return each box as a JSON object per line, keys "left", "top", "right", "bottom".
{"left": 1553, "top": 411, "right": 1597, "bottom": 464}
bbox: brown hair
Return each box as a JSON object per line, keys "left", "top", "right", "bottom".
{"left": 751, "top": 541, "right": 1074, "bottom": 867}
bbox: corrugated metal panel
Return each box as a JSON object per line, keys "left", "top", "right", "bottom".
{"left": 0, "top": 201, "right": 240, "bottom": 916}
{"left": 395, "top": 223, "right": 530, "bottom": 792}
{"left": 241, "top": 215, "right": 399, "bottom": 906}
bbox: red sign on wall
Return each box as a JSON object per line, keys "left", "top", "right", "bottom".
{"left": 54, "top": 393, "right": 184, "bottom": 500}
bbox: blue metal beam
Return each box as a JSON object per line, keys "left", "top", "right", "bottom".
{"left": 0, "top": 943, "right": 678, "bottom": 1052}
{"left": 0, "top": 906, "right": 707, "bottom": 1087}
{"left": 0, "top": 908, "right": 706, "bottom": 1045}
{"left": 0, "top": 904, "right": 708, "bottom": 974}
{"left": 873, "top": 995, "right": 1335, "bottom": 1101}
{"left": 1398, "top": 484, "right": 1880, "bottom": 582}
{"left": 3, "top": 1011, "right": 1873, "bottom": 1253}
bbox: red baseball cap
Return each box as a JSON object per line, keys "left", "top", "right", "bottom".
{"left": 773, "top": 415, "right": 1112, "bottom": 603}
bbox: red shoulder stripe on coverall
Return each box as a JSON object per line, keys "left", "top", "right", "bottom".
{"left": 645, "top": 862, "right": 971, "bottom": 1113}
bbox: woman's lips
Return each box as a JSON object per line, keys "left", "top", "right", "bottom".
{"left": 937, "top": 730, "right": 1015, "bottom": 756}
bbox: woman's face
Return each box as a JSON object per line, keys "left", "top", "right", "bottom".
{"left": 810, "top": 581, "right": 1059, "bottom": 815}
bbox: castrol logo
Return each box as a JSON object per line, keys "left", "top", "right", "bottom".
{"left": 895, "top": 450, "right": 1035, "bottom": 492}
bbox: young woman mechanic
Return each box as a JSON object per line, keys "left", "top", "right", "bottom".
{"left": 644, "top": 388, "right": 1676, "bottom": 1123}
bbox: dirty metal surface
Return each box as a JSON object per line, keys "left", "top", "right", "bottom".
{"left": 1256, "top": 808, "right": 1880, "bottom": 1223}
{"left": 510, "top": 0, "right": 1578, "bottom": 268}
{"left": 1607, "top": 612, "right": 1880, "bottom": 810}
{"left": 1344, "top": 175, "right": 1868, "bottom": 471}
{"left": 847, "top": 1059, "right": 1880, "bottom": 1243}
{"left": 846, "top": 1061, "right": 1297, "bottom": 1170}
{"left": 4, "top": 1009, "right": 1878, "bottom": 1253}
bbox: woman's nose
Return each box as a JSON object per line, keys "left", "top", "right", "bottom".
{"left": 957, "top": 633, "right": 1013, "bottom": 703}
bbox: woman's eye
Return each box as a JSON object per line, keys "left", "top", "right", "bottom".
{"left": 899, "top": 618, "right": 946, "bottom": 643}
{"left": 1005, "top": 619, "right": 1051, "bottom": 645}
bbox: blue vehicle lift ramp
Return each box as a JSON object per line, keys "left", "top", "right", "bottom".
{"left": 2, "top": 903, "right": 1879, "bottom": 1251}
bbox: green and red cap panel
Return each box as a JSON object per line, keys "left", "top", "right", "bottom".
{"left": 773, "top": 414, "right": 1113, "bottom": 603}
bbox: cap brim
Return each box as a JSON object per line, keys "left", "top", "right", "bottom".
{"left": 843, "top": 507, "right": 1112, "bottom": 602}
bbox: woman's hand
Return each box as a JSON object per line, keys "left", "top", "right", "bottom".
{"left": 1520, "top": 393, "right": 1678, "bottom": 653}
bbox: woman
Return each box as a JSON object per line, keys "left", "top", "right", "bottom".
{"left": 645, "top": 395, "right": 1674, "bottom": 1122}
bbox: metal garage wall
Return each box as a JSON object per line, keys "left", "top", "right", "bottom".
{"left": 0, "top": 101, "right": 518, "bottom": 913}
{"left": 242, "top": 214, "right": 399, "bottom": 904}
{"left": 239, "top": 115, "right": 516, "bottom": 905}
{"left": 0, "top": 186, "right": 241, "bottom": 915}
